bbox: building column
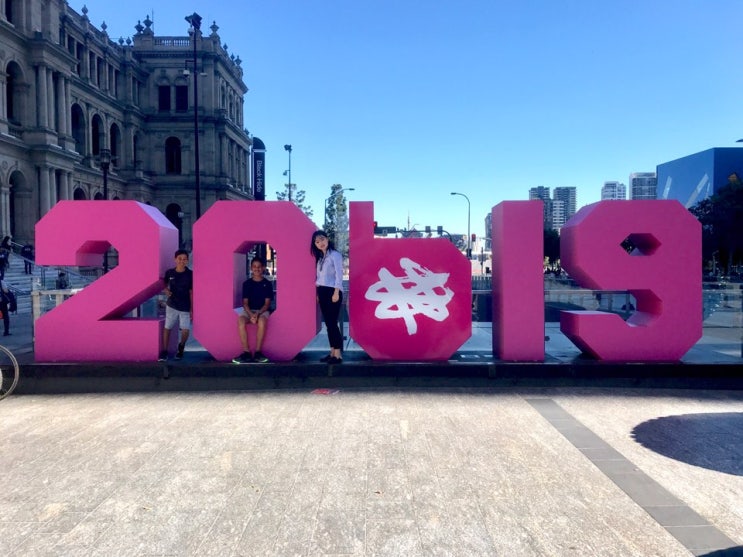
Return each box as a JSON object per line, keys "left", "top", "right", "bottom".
{"left": 80, "top": 44, "right": 89, "bottom": 80}
{"left": 51, "top": 169, "right": 59, "bottom": 207}
{"left": 0, "top": 186, "right": 9, "bottom": 238}
{"left": 37, "top": 65, "right": 49, "bottom": 128}
{"left": 0, "top": 71, "right": 7, "bottom": 129}
{"left": 219, "top": 134, "right": 227, "bottom": 177}
{"left": 56, "top": 73, "right": 66, "bottom": 135}
{"left": 39, "top": 166, "right": 51, "bottom": 215}
{"left": 64, "top": 78, "right": 72, "bottom": 136}
{"left": 47, "top": 70, "right": 55, "bottom": 131}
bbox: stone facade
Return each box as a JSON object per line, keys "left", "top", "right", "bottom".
{"left": 0, "top": 0, "right": 252, "bottom": 249}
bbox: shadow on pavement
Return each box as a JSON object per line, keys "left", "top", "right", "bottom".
{"left": 631, "top": 412, "right": 743, "bottom": 476}
{"left": 697, "top": 547, "right": 743, "bottom": 557}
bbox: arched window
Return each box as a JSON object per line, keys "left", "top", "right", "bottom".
{"left": 133, "top": 132, "right": 142, "bottom": 168}
{"left": 73, "top": 188, "right": 87, "bottom": 200}
{"left": 71, "top": 104, "right": 86, "bottom": 155}
{"left": 110, "top": 123, "right": 122, "bottom": 168}
{"left": 5, "top": 61, "right": 24, "bottom": 125}
{"left": 91, "top": 114, "right": 104, "bottom": 157}
{"left": 166, "top": 203, "right": 184, "bottom": 247}
{"left": 165, "top": 137, "right": 182, "bottom": 175}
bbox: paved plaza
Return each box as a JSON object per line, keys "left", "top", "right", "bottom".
{"left": 1, "top": 388, "right": 742, "bottom": 556}
{"left": 1, "top": 307, "right": 742, "bottom": 555}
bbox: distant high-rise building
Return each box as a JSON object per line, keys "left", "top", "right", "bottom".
{"left": 601, "top": 181, "right": 627, "bottom": 200}
{"left": 528, "top": 186, "right": 551, "bottom": 201}
{"left": 629, "top": 172, "right": 657, "bottom": 200}
{"left": 552, "top": 187, "right": 576, "bottom": 232}
{"left": 551, "top": 199, "right": 567, "bottom": 230}
{"left": 527, "top": 186, "right": 577, "bottom": 231}
{"left": 528, "top": 186, "right": 552, "bottom": 229}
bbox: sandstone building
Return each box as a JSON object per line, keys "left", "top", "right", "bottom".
{"left": 0, "top": 1, "right": 253, "bottom": 250}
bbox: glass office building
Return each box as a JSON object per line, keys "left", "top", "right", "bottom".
{"left": 656, "top": 148, "right": 743, "bottom": 208}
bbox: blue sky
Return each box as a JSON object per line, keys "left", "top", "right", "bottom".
{"left": 80, "top": 0, "right": 743, "bottom": 239}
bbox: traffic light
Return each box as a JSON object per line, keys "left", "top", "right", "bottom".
{"left": 437, "top": 225, "right": 443, "bottom": 235}
{"left": 425, "top": 225, "right": 431, "bottom": 234}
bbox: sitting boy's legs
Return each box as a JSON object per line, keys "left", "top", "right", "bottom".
{"left": 253, "top": 313, "right": 269, "bottom": 362}
{"left": 235, "top": 313, "right": 252, "bottom": 361}
{"left": 233, "top": 312, "right": 270, "bottom": 363}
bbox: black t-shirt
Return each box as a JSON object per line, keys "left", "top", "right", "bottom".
{"left": 164, "top": 267, "right": 193, "bottom": 312}
{"left": 242, "top": 277, "right": 273, "bottom": 311}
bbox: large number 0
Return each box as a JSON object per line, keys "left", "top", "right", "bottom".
{"left": 35, "top": 201, "right": 178, "bottom": 362}
{"left": 192, "top": 201, "right": 318, "bottom": 361}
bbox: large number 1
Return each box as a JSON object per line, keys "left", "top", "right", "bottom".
{"left": 35, "top": 201, "right": 178, "bottom": 362}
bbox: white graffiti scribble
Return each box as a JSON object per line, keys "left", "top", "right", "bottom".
{"left": 364, "top": 257, "right": 454, "bottom": 335}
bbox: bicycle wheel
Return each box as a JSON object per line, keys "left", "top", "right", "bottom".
{"left": 0, "top": 344, "right": 19, "bottom": 400}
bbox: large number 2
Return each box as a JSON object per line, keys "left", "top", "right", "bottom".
{"left": 35, "top": 201, "right": 178, "bottom": 362}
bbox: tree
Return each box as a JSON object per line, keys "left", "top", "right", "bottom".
{"left": 276, "top": 183, "right": 313, "bottom": 219}
{"left": 690, "top": 177, "right": 743, "bottom": 276}
{"left": 544, "top": 228, "right": 560, "bottom": 271}
{"left": 323, "top": 184, "right": 350, "bottom": 256}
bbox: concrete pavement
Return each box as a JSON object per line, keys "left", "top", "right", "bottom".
{"left": 2, "top": 310, "right": 743, "bottom": 555}
{"left": 1, "top": 387, "right": 742, "bottom": 555}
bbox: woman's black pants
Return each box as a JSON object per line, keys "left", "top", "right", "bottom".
{"left": 317, "top": 286, "right": 343, "bottom": 350}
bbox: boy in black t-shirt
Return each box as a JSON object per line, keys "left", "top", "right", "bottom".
{"left": 232, "top": 257, "right": 273, "bottom": 363}
{"left": 159, "top": 250, "right": 193, "bottom": 361}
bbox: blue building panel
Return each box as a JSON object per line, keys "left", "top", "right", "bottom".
{"left": 656, "top": 147, "right": 743, "bottom": 208}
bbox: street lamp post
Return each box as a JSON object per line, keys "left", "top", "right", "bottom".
{"left": 99, "top": 148, "right": 111, "bottom": 273}
{"left": 185, "top": 12, "right": 202, "bottom": 218}
{"left": 284, "top": 144, "right": 292, "bottom": 201}
{"left": 450, "top": 192, "right": 471, "bottom": 258}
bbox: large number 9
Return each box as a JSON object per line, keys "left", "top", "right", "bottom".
{"left": 35, "top": 201, "right": 178, "bottom": 362}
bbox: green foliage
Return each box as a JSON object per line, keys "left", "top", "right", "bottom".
{"left": 323, "top": 184, "right": 350, "bottom": 257}
{"left": 276, "top": 184, "right": 313, "bottom": 219}
{"left": 543, "top": 228, "right": 560, "bottom": 270}
{"left": 690, "top": 177, "right": 743, "bottom": 275}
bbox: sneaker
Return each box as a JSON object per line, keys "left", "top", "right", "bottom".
{"left": 175, "top": 343, "right": 185, "bottom": 360}
{"left": 158, "top": 350, "right": 168, "bottom": 362}
{"left": 253, "top": 351, "right": 269, "bottom": 363}
{"left": 232, "top": 351, "right": 253, "bottom": 364}
{"left": 328, "top": 356, "right": 343, "bottom": 365}
{"left": 320, "top": 354, "right": 333, "bottom": 363}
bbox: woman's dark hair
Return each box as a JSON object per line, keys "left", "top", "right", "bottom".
{"left": 1, "top": 236, "right": 10, "bottom": 248}
{"left": 310, "top": 230, "right": 336, "bottom": 263}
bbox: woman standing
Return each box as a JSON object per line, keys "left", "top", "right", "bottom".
{"left": 311, "top": 230, "right": 344, "bottom": 364}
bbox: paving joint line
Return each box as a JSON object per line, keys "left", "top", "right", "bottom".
{"left": 525, "top": 397, "right": 738, "bottom": 555}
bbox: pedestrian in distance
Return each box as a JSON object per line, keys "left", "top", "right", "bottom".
{"left": 55, "top": 271, "right": 69, "bottom": 289}
{"left": 21, "top": 243, "right": 34, "bottom": 274}
{"left": 232, "top": 257, "right": 273, "bottom": 364}
{"left": 311, "top": 230, "right": 344, "bottom": 364}
{"left": 158, "top": 250, "right": 193, "bottom": 361}
{"left": 0, "top": 279, "right": 14, "bottom": 336}
{"left": 0, "top": 236, "right": 11, "bottom": 280}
